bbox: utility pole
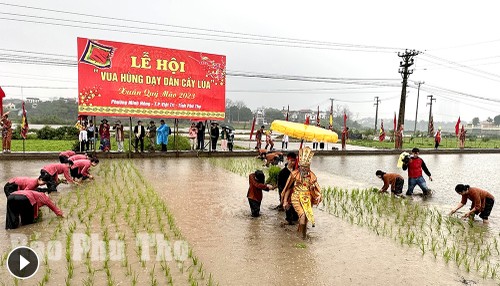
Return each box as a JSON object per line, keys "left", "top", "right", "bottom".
{"left": 413, "top": 81, "right": 424, "bottom": 135}
{"left": 374, "top": 96, "right": 381, "bottom": 133}
{"left": 397, "top": 49, "right": 419, "bottom": 132}
{"left": 427, "top": 95, "right": 436, "bottom": 136}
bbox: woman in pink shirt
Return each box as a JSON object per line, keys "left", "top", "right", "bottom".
{"left": 6, "top": 190, "right": 63, "bottom": 229}
{"left": 4, "top": 176, "right": 47, "bottom": 197}
{"left": 59, "top": 150, "right": 76, "bottom": 163}
{"left": 70, "top": 158, "right": 99, "bottom": 181}
{"left": 40, "top": 161, "right": 76, "bottom": 191}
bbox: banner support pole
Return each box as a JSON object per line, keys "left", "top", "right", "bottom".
{"left": 128, "top": 117, "right": 132, "bottom": 158}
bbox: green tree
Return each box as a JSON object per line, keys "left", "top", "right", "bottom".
{"left": 264, "top": 108, "right": 285, "bottom": 123}
{"left": 239, "top": 106, "right": 253, "bottom": 121}
{"left": 494, "top": 115, "right": 500, "bottom": 125}
{"left": 472, "top": 117, "right": 480, "bottom": 126}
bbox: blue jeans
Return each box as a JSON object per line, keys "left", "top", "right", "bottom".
{"left": 406, "top": 176, "right": 429, "bottom": 195}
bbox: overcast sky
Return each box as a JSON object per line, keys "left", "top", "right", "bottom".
{"left": 1, "top": 0, "right": 500, "bottom": 124}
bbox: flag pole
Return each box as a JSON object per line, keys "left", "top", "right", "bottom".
{"left": 21, "top": 87, "right": 25, "bottom": 154}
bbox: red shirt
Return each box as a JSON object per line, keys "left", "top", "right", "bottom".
{"left": 10, "top": 190, "right": 63, "bottom": 218}
{"left": 8, "top": 177, "right": 39, "bottom": 190}
{"left": 42, "top": 163, "right": 73, "bottom": 183}
{"left": 71, "top": 159, "right": 91, "bottom": 176}
{"left": 404, "top": 157, "right": 431, "bottom": 179}
{"left": 247, "top": 173, "right": 270, "bottom": 202}
{"left": 59, "top": 150, "right": 76, "bottom": 157}
{"left": 69, "top": 154, "right": 87, "bottom": 161}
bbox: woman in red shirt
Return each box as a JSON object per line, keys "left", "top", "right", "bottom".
{"left": 449, "top": 184, "right": 495, "bottom": 224}
{"left": 6, "top": 190, "right": 64, "bottom": 229}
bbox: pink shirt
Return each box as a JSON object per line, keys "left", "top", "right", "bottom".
{"left": 8, "top": 177, "right": 39, "bottom": 190}
{"left": 10, "top": 190, "right": 63, "bottom": 218}
{"left": 42, "top": 163, "right": 74, "bottom": 183}
{"left": 59, "top": 150, "right": 76, "bottom": 157}
{"left": 71, "top": 159, "right": 91, "bottom": 176}
{"left": 68, "top": 154, "right": 87, "bottom": 161}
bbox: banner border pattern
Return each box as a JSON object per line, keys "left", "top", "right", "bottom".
{"left": 78, "top": 106, "right": 225, "bottom": 119}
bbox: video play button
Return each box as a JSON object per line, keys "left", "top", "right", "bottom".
{"left": 7, "top": 246, "right": 39, "bottom": 279}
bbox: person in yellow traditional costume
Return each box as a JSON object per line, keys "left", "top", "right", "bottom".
{"left": 282, "top": 147, "right": 322, "bottom": 239}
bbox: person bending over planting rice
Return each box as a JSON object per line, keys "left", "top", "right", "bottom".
{"left": 449, "top": 184, "right": 495, "bottom": 224}
{"left": 375, "top": 170, "right": 404, "bottom": 196}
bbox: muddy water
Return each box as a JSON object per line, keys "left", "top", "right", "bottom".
{"left": 136, "top": 158, "right": 484, "bottom": 285}
{"left": 314, "top": 153, "right": 500, "bottom": 225}
{"left": 0, "top": 156, "right": 496, "bottom": 285}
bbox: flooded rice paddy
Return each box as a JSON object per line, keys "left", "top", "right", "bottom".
{"left": 0, "top": 153, "right": 498, "bottom": 285}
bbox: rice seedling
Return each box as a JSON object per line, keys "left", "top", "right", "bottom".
{"left": 150, "top": 264, "right": 158, "bottom": 286}
{"left": 131, "top": 271, "right": 139, "bottom": 286}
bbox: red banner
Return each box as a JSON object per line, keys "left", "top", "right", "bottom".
{"left": 77, "top": 38, "right": 226, "bottom": 120}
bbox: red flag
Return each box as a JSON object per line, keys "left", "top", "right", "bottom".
{"left": 393, "top": 113, "right": 397, "bottom": 133}
{"left": 304, "top": 115, "right": 310, "bottom": 125}
{"left": 249, "top": 115, "right": 256, "bottom": 140}
{"left": 0, "top": 86, "right": 5, "bottom": 116}
{"left": 379, "top": 120, "right": 386, "bottom": 142}
{"left": 21, "top": 101, "right": 29, "bottom": 139}
{"left": 316, "top": 106, "right": 321, "bottom": 127}
{"left": 285, "top": 105, "right": 289, "bottom": 121}
{"left": 343, "top": 112, "right": 347, "bottom": 129}
{"left": 455, "top": 117, "right": 461, "bottom": 136}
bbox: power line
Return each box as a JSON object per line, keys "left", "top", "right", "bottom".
{"left": 0, "top": 14, "right": 399, "bottom": 53}
{"left": 0, "top": 3, "right": 403, "bottom": 53}
{"left": 420, "top": 52, "right": 500, "bottom": 83}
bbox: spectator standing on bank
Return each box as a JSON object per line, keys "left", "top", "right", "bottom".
{"left": 282, "top": 134, "right": 289, "bottom": 150}
{"left": 113, "top": 120, "right": 125, "bottom": 152}
{"left": 157, "top": 119, "right": 171, "bottom": 152}
{"left": 86, "top": 120, "right": 97, "bottom": 151}
{"left": 1, "top": 112, "right": 13, "bottom": 153}
{"left": 133, "top": 120, "right": 145, "bottom": 153}
{"left": 434, "top": 127, "right": 442, "bottom": 150}
{"left": 341, "top": 127, "right": 349, "bottom": 151}
{"left": 210, "top": 122, "right": 219, "bottom": 151}
{"left": 227, "top": 130, "right": 235, "bottom": 151}
{"left": 196, "top": 121, "right": 206, "bottom": 150}
{"left": 99, "top": 119, "right": 111, "bottom": 152}
{"left": 78, "top": 122, "right": 88, "bottom": 152}
{"left": 395, "top": 124, "right": 404, "bottom": 150}
{"left": 188, "top": 122, "right": 198, "bottom": 150}
{"left": 147, "top": 121, "right": 157, "bottom": 152}
{"left": 220, "top": 127, "right": 229, "bottom": 151}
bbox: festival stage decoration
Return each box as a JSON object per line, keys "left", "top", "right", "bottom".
{"left": 270, "top": 120, "right": 338, "bottom": 143}
{"left": 77, "top": 38, "right": 226, "bottom": 120}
